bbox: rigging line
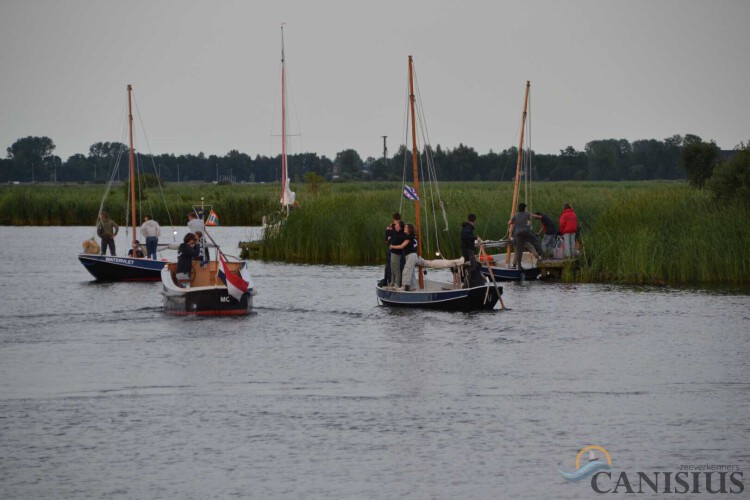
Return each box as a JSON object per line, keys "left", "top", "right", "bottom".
{"left": 132, "top": 90, "right": 176, "bottom": 234}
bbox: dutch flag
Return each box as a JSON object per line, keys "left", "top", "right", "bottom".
{"left": 217, "top": 251, "right": 252, "bottom": 301}
{"left": 403, "top": 185, "right": 419, "bottom": 201}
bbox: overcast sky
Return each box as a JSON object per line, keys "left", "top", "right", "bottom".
{"left": 1, "top": 0, "right": 748, "bottom": 161}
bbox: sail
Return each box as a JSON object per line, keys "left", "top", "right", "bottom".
{"left": 281, "top": 178, "right": 295, "bottom": 206}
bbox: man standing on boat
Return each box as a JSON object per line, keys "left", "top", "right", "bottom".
{"left": 140, "top": 215, "right": 161, "bottom": 260}
{"left": 508, "top": 203, "right": 542, "bottom": 269}
{"left": 97, "top": 211, "right": 119, "bottom": 256}
{"left": 461, "top": 213, "right": 478, "bottom": 265}
{"left": 380, "top": 212, "right": 401, "bottom": 287}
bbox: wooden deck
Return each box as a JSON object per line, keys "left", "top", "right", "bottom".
{"left": 537, "top": 258, "right": 578, "bottom": 280}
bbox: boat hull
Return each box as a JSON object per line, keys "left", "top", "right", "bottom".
{"left": 376, "top": 282, "right": 500, "bottom": 311}
{"left": 480, "top": 265, "right": 539, "bottom": 281}
{"left": 78, "top": 254, "right": 167, "bottom": 281}
{"left": 161, "top": 287, "right": 252, "bottom": 316}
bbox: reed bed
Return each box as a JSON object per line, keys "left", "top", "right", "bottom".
{"left": 261, "top": 181, "right": 750, "bottom": 285}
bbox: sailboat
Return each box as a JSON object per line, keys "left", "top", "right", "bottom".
{"left": 480, "top": 81, "right": 541, "bottom": 281}
{"left": 375, "top": 56, "right": 501, "bottom": 311}
{"left": 78, "top": 84, "right": 175, "bottom": 281}
{"left": 279, "top": 24, "right": 296, "bottom": 215}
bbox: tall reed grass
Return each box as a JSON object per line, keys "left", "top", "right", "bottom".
{"left": 260, "top": 181, "right": 750, "bottom": 285}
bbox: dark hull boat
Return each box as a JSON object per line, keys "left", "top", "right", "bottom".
{"left": 78, "top": 254, "right": 166, "bottom": 281}
{"left": 376, "top": 280, "right": 500, "bottom": 311}
{"left": 161, "top": 259, "right": 253, "bottom": 317}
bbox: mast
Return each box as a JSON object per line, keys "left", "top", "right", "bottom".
{"left": 280, "top": 24, "right": 289, "bottom": 214}
{"left": 127, "top": 84, "right": 137, "bottom": 249}
{"left": 408, "top": 56, "right": 424, "bottom": 289}
{"left": 506, "top": 80, "right": 530, "bottom": 265}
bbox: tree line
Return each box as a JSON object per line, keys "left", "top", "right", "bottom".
{"left": 0, "top": 133, "right": 737, "bottom": 184}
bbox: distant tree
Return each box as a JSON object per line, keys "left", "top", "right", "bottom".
{"left": 6, "top": 136, "right": 56, "bottom": 182}
{"left": 706, "top": 141, "right": 750, "bottom": 207}
{"left": 333, "top": 149, "right": 363, "bottom": 176}
{"left": 680, "top": 140, "right": 720, "bottom": 189}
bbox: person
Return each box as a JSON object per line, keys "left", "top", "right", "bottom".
{"left": 508, "top": 202, "right": 542, "bottom": 269}
{"left": 559, "top": 203, "right": 579, "bottom": 258}
{"left": 194, "top": 230, "right": 210, "bottom": 263}
{"left": 460, "top": 213, "right": 478, "bottom": 265}
{"left": 187, "top": 211, "right": 204, "bottom": 234}
{"left": 127, "top": 240, "right": 145, "bottom": 258}
{"left": 390, "top": 223, "right": 418, "bottom": 290}
{"left": 96, "top": 211, "right": 119, "bottom": 256}
{"left": 387, "top": 220, "right": 405, "bottom": 288}
{"left": 380, "top": 212, "right": 401, "bottom": 287}
{"left": 140, "top": 215, "right": 161, "bottom": 260}
{"left": 532, "top": 211, "right": 558, "bottom": 258}
{"left": 176, "top": 232, "right": 202, "bottom": 287}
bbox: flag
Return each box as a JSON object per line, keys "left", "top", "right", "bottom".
{"left": 217, "top": 251, "right": 250, "bottom": 301}
{"left": 206, "top": 209, "right": 220, "bottom": 226}
{"left": 403, "top": 185, "right": 419, "bottom": 201}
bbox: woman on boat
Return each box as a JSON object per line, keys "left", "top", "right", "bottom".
{"left": 387, "top": 221, "right": 405, "bottom": 288}
{"left": 176, "top": 233, "right": 202, "bottom": 287}
{"left": 390, "top": 223, "right": 418, "bottom": 291}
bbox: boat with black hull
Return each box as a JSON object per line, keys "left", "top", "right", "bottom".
{"left": 480, "top": 81, "right": 541, "bottom": 281}
{"left": 161, "top": 230, "right": 254, "bottom": 316}
{"left": 78, "top": 84, "right": 177, "bottom": 281}
{"left": 375, "top": 56, "right": 502, "bottom": 312}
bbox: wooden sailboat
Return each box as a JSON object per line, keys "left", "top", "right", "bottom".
{"left": 375, "top": 56, "right": 501, "bottom": 311}
{"left": 78, "top": 84, "right": 174, "bottom": 281}
{"left": 480, "top": 81, "right": 541, "bottom": 281}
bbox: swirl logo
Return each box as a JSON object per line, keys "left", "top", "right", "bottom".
{"left": 560, "top": 445, "right": 612, "bottom": 482}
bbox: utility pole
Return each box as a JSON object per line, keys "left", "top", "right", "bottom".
{"left": 382, "top": 135, "right": 388, "bottom": 171}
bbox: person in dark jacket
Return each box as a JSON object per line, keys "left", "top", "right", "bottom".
{"left": 460, "top": 213, "right": 478, "bottom": 264}
{"left": 387, "top": 220, "right": 405, "bottom": 288}
{"left": 380, "top": 212, "right": 401, "bottom": 286}
{"left": 176, "top": 232, "right": 202, "bottom": 287}
{"left": 533, "top": 211, "right": 558, "bottom": 257}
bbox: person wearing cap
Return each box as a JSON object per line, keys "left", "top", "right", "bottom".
{"left": 508, "top": 202, "right": 542, "bottom": 269}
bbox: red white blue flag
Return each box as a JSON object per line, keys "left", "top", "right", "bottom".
{"left": 217, "top": 251, "right": 250, "bottom": 300}
{"left": 403, "top": 185, "right": 419, "bottom": 201}
{"left": 206, "top": 209, "right": 220, "bottom": 226}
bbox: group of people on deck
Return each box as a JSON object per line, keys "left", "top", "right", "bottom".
{"left": 381, "top": 213, "right": 419, "bottom": 291}
{"left": 96, "top": 211, "right": 162, "bottom": 259}
{"left": 380, "top": 202, "right": 579, "bottom": 285}
{"left": 508, "top": 202, "right": 579, "bottom": 267}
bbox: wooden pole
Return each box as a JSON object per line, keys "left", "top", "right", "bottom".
{"left": 127, "top": 84, "right": 137, "bottom": 250}
{"left": 506, "top": 81, "right": 530, "bottom": 266}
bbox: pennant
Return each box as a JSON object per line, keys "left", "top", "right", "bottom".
{"left": 217, "top": 251, "right": 250, "bottom": 301}
{"left": 206, "top": 209, "right": 220, "bottom": 226}
{"left": 403, "top": 185, "right": 419, "bottom": 201}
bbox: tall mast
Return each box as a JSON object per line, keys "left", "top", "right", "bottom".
{"left": 408, "top": 56, "right": 424, "bottom": 289}
{"left": 506, "top": 80, "right": 530, "bottom": 265}
{"left": 127, "top": 84, "right": 137, "bottom": 248}
{"left": 280, "top": 24, "right": 288, "bottom": 214}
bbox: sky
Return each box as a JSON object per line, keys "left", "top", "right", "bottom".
{"left": 1, "top": 0, "right": 749, "bottom": 162}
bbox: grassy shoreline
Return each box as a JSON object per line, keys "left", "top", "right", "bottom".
{"left": 3, "top": 181, "right": 748, "bottom": 284}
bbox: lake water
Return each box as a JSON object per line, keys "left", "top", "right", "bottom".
{"left": 1, "top": 227, "right": 748, "bottom": 499}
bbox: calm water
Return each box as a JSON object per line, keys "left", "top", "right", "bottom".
{"left": 0, "top": 227, "right": 748, "bottom": 499}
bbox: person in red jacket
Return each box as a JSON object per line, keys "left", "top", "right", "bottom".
{"left": 559, "top": 203, "right": 578, "bottom": 258}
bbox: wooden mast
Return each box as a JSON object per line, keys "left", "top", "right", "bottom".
{"left": 127, "top": 84, "right": 137, "bottom": 250}
{"left": 280, "top": 24, "right": 288, "bottom": 214}
{"left": 505, "top": 80, "right": 530, "bottom": 265}
{"left": 408, "top": 56, "right": 424, "bottom": 289}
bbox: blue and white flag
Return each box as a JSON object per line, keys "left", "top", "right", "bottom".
{"left": 403, "top": 185, "right": 419, "bottom": 201}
